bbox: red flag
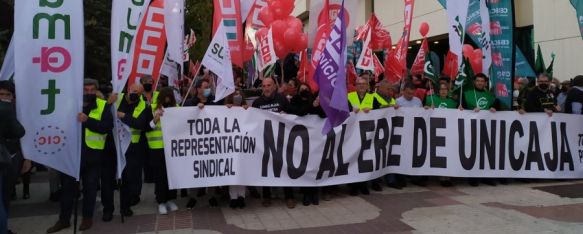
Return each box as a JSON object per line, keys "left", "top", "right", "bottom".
{"left": 213, "top": 0, "right": 245, "bottom": 68}
{"left": 384, "top": 46, "right": 405, "bottom": 83}
{"left": 356, "top": 14, "right": 392, "bottom": 51}
{"left": 443, "top": 51, "right": 458, "bottom": 79}
{"left": 297, "top": 50, "right": 318, "bottom": 93}
{"left": 410, "top": 38, "right": 428, "bottom": 75}
{"left": 127, "top": 0, "right": 166, "bottom": 90}
{"left": 373, "top": 53, "right": 384, "bottom": 82}
{"left": 346, "top": 61, "right": 358, "bottom": 93}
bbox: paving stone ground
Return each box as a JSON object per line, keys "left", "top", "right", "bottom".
{"left": 6, "top": 172, "right": 583, "bottom": 234}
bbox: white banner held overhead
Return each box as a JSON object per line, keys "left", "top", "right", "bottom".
{"left": 162, "top": 107, "right": 583, "bottom": 189}
{"left": 0, "top": 35, "right": 14, "bottom": 81}
{"left": 14, "top": 0, "right": 84, "bottom": 179}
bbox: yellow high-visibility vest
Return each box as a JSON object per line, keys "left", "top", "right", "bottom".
{"left": 118, "top": 93, "right": 147, "bottom": 143}
{"left": 348, "top": 91, "right": 375, "bottom": 109}
{"left": 85, "top": 98, "right": 108, "bottom": 150}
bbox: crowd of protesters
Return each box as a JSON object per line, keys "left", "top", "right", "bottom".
{"left": 1, "top": 60, "right": 583, "bottom": 233}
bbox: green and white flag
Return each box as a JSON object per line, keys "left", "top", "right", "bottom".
{"left": 571, "top": 0, "right": 583, "bottom": 40}
{"left": 202, "top": 20, "right": 235, "bottom": 102}
{"left": 14, "top": 0, "right": 84, "bottom": 179}
{"left": 447, "top": 0, "right": 470, "bottom": 66}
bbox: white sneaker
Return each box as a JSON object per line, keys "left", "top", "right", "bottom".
{"left": 166, "top": 201, "right": 179, "bottom": 212}
{"left": 158, "top": 204, "right": 168, "bottom": 215}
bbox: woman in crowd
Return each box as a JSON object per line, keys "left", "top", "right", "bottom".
{"left": 147, "top": 87, "right": 179, "bottom": 214}
{"left": 223, "top": 88, "right": 250, "bottom": 209}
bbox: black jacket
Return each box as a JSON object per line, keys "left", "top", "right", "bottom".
{"left": 524, "top": 87, "right": 556, "bottom": 113}
{"left": 118, "top": 98, "right": 153, "bottom": 154}
{"left": 252, "top": 93, "right": 291, "bottom": 113}
{"left": 564, "top": 87, "right": 583, "bottom": 114}
{"left": 0, "top": 101, "right": 25, "bottom": 153}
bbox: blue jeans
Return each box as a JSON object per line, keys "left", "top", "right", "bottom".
{"left": 0, "top": 175, "right": 7, "bottom": 234}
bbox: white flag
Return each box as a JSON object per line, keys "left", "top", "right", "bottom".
{"left": 356, "top": 29, "right": 374, "bottom": 71}
{"left": 256, "top": 28, "right": 277, "bottom": 71}
{"left": 0, "top": 35, "right": 14, "bottom": 81}
{"left": 479, "top": 0, "right": 492, "bottom": 75}
{"left": 447, "top": 0, "right": 470, "bottom": 65}
{"left": 164, "top": 0, "right": 185, "bottom": 64}
{"left": 202, "top": 21, "right": 235, "bottom": 102}
{"left": 15, "top": 0, "right": 84, "bottom": 179}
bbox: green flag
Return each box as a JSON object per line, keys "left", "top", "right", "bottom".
{"left": 424, "top": 52, "right": 439, "bottom": 85}
{"left": 534, "top": 44, "right": 546, "bottom": 75}
{"left": 453, "top": 57, "right": 475, "bottom": 92}
{"left": 546, "top": 53, "right": 555, "bottom": 78}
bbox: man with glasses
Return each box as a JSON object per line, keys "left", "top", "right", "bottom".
{"left": 521, "top": 73, "right": 560, "bottom": 116}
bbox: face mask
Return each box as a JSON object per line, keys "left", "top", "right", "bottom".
{"left": 539, "top": 84, "right": 549, "bottom": 90}
{"left": 83, "top": 94, "right": 97, "bottom": 105}
{"left": 513, "top": 90, "right": 520, "bottom": 98}
{"left": 129, "top": 93, "right": 140, "bottom": 102}
{"left": 299, "top": 90, "right": 310, "bottom": 98}
{"left": 143, "top": 83, "right": 153, "bottom": 92}
{"left": 233, "top": 95, "right": 243, "bottom": 105}
{"left": 203, "top": 88, "right": 211, "bottom": 98}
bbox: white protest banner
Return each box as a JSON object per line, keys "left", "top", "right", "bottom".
{"left": 15, "top": 0, "right": 84, "bottom": 179}
{"left": 0, "top": 35, "right": 14, "bottom": 81}
{"left": 162, "top": 107, "right": 583, "bottom": 189}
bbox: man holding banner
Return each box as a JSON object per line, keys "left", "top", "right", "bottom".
{"left": 47, "top": 79, "right": 113, "bottom": 233}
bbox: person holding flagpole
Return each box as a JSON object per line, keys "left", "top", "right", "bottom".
{"left": 47, "top": 79, "right": 113, "bottom": 233}
{"left": 116, "top": 83, "right": 153, "bottom": 217}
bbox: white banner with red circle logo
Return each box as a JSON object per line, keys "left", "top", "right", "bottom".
{"left": 14, "top": 0, "right": 84, "bottom": 179}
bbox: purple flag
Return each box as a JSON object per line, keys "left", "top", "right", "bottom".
{"left": 315, "top": 0, "right": 350, "bottom": 134}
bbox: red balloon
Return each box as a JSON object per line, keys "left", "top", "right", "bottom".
{"left": 296, "top": 33, "right": 308, "bottom": 51}
{"left": 419, "top": 22, "right": 430, "bottom": 37}
{"left": 274, "top": 39, "right": 289, "bottom": 58}
{"left": 270, "top": 0, "right": 294, "bottom": 20}
{"left": 462, "top": 44, "right": 474, "bottom": 58}
{"left": 258, "top": 6, "right": 275, "bottom": 26}
{"left": 270, "top": 20, "right": 287, "bottom": 42}
{"left": 283, "top": 28, "right": 301, "bottom": 52}
{"left": 285, "top": 16, "right": 303, "bottom": 32}
{"left": 470, "top": 49, "right": 483, "bottom": 73}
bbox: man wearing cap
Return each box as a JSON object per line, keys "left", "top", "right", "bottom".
{"left": 47, "top": 79, "right": 113, "bottom": 233}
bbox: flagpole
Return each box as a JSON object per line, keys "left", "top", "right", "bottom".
{"left": 181, "top": 63, "right": 203, "bottom": 106}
